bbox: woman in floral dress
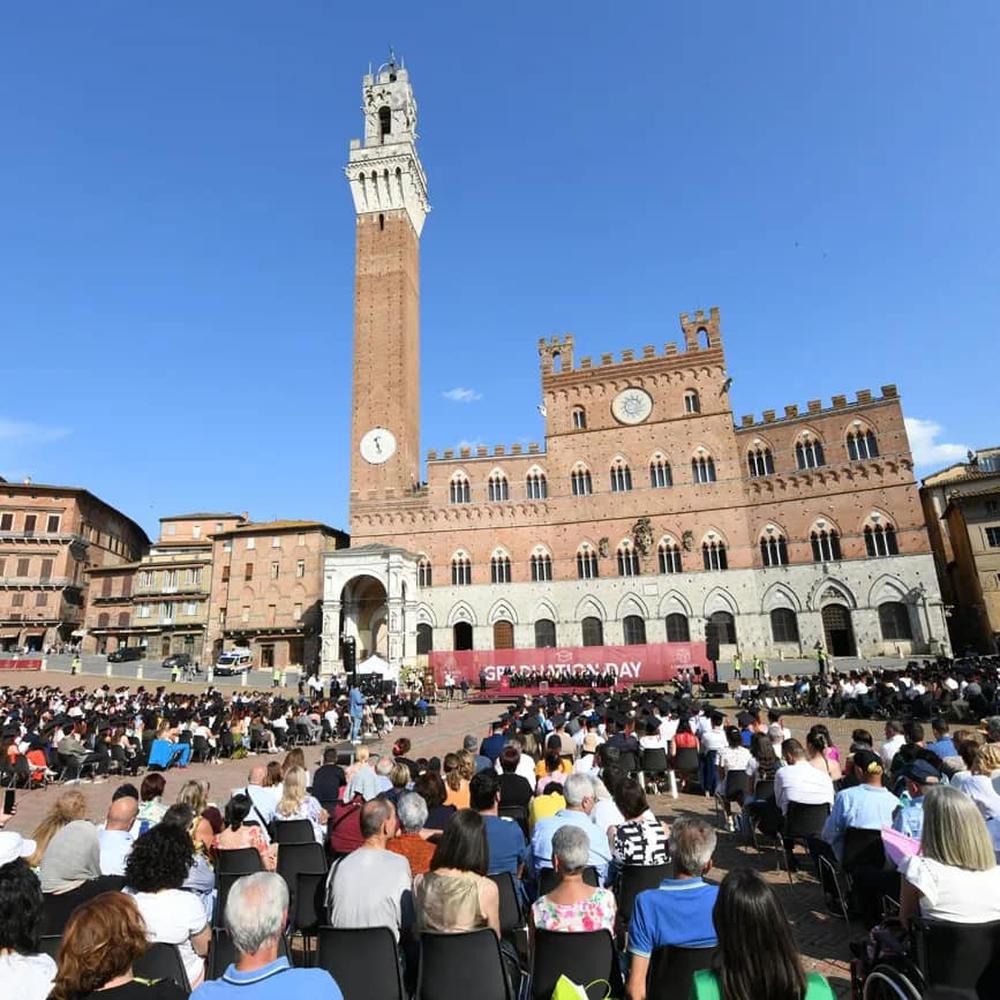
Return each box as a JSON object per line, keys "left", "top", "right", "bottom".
{"left": 531, "top": 825, "right": 616, "bottom": 934}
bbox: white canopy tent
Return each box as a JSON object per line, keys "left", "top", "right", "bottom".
{"left": 356, "top": 652, "right": 398, "bottom": 683}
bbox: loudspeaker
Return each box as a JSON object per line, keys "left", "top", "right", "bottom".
{"left": 342, "top": 637, "right": 356, "bottom": 677}
{"left": 704, "top": 623, "right": 720, "bottom": 663}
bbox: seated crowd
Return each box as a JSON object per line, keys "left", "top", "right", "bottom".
{"left": 5, "top": 662, "right": 1000, "bottom": 999}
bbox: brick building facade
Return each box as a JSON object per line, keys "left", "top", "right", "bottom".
{"left": 84, "top": 513, "right": 245, "bottom": 659}
{"left": 921, "top": 447, "right": 1000, "bottom": 654}
{"left": 320, "top": 62, "right": 951, "bottom": 678}
{"left": 0, "top": 479, "right": 148, "bottom": 652}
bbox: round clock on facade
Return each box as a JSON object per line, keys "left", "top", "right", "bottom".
{"left": 611, "top": 387, "right": 653, "bottom": 425}
{"left": 360, "top": 427, "right": 397, "bottom": 464}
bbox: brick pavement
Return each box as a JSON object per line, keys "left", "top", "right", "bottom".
{"left": 4, "top": 681, "right": 856, "bottom": 996}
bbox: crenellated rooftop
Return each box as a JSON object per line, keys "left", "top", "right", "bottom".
{"left": 735, "top": 385, "right": 898, "bottom": 431}
{"left": 427, "top": 442, "right": 545, "bottom": 464}
{"left": 538, "top": 307, "right": 725, "bottom": 379}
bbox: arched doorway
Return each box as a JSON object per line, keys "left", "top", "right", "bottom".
{"left": 822, "top": 603, "right": 856, "bottom": 656}
{"left": 454, "top": 621, "right": 473, "bottom": 651}
{"left": 340, "top": 575, "right": 388, "bottom": 660}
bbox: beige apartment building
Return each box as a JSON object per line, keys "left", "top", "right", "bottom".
{"left": 921, "top": 447, "right": 1000, "bottom": 653}
{"left": 84, "top": 513, "right": 245, "bottom": 659}
{"left": 206, "top": 520, "right": 349, "bottom": 671}
{"left": 0, "top": 478, "right": 148, "bottom": 652}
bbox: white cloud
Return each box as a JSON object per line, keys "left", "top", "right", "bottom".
{"left": 455, "top": 439, "right": 485, "bottom": 452}
{"left": 442, "top": 387, "right": 482, "bottom": 403}
{"left": 0, "top": 418, "right": 69, "bottom": 444}
{"left": 904, "top": 417, "right": 969, "bottom": 468}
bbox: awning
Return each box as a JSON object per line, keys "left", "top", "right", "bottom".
{"left": 71, "top": 629, "right": 86, "bottom": 638}
{"left": 0, "top": 629, "right": 20, "bottom": 639}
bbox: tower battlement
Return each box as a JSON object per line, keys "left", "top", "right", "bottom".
{"left": 737, "top": 385, "right": 899, "bottom": 430}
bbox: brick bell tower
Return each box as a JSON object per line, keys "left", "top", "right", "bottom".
{"left": 346, "top": 57, "right": 429, "bottom": 527}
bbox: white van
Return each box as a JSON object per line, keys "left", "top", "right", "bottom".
{"left": 214, "top": 648, "right": 254, "bottom": 676}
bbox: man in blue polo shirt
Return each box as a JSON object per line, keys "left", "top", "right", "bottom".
{"left": 192, "top": 872, "right": 343, "bottom": 1000}
{"left": 471, "top": 768, "right": 529, "bottom": 878}
{"left": 627, "top": 817, "right": 719, "bottom": 1000}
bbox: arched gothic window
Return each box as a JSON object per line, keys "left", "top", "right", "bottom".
{"left": 451, "top": 553, "right": 472, "bottom": 586}
{"left": 493, "top": 620, "right": 514, "bottom": 649}
{"left": 417, "top": 558, "right": 433, "bottom": 587}
{"left": 581, "top": 617, "right": 604, "bottom": 646}
{"left": 572, "top": 406, "right": 587, "bottom": 430}
{"left": 416, "top": 623, "right": 433, "bottom": 654}
{"left": 692, "top": 455, "right": 717, "bottom": 484}
{"left": 449, "top": 473, "right": 471, "bottom": 504}
{"left": 623, "top": 615, "right": 647, "bottom": 645}
{"left": 665, "top": 613, "right": 690, "bottom": 642}
{"left": 709, "top": 610, "right": 737, "bottom": 645}
{"left": 650, "top": 456, "right": 673, "bottom": 489}
{"left": 530, "top": 551, "right": 552, "bottom": 582}
{"left": 571, "top": 466, "right": 593, "bottom": 496}
{"left": 810, "top": 527, "right": 842, "bottom": 563}
{"left": 453, "top": 621, "right": 473, "bottom": 651}
{"left": 487, "top": 472, "right": 509, "bottom": 502}
{"left": 795, "top": 436, "right": 826, "bottom": 470}
{"left": 378, "top": 105, "right": 391, "bottom": 138}
{"left": 534, "top": 619, "right": 556, "bottom": 648}
{"left": 878, "top": 601, "right": 912, "bottom": 640}
{"left": 747, "top": 446, "right": 775, "bottom": 477}
{"left": 864, "top": 520, "right": 899, "bottom": 558}
{"left": 617, "top": 541, "right": 640, "bottom": 577}
{"left": 526, "top": 470, "right": 548, "bottom": 500}
{"left": 610, "top": 459, "right": 633, "bottom": 493}
{"left": 576, "top": 545, "right": 599, "bottom": 580}
{"left": 702, "top": 539, "right": 728, "bottom": 571}
{"left": 759, "top": 531, "right": 789, "bottom": 567}
{"left": 490, "top": 552, "right": 512, "bottom": 584}
{"left": 847, "top": 428, "right": 880, "bottom": 461}
{"left": 658, "top": 538, "right": 682, "bottom": 574}
{"left": 684, "top": 390, "right": 700, "bottom": 414}
{"left": 770, "top": 608, "right": 800, "bottom": 643}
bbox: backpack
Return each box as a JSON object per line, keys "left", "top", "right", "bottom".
{"left": 329, "top": 795, "right": 365, "bottom": 855}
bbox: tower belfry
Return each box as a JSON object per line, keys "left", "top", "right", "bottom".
{"left": 346, "top": 59, "right": 429, "bottom": 525}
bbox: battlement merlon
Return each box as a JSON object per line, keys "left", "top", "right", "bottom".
{"left": 735, "top": 385, "right": 901, "bottom": 432}
{"left": 539, "top": 307, "right": 727, "bottom": 385}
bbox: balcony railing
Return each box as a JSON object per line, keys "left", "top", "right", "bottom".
{"left": 0, "top": 576, "right": 78, "bottom": 589}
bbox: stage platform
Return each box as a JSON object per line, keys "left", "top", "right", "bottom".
{"left": 462, "top": 679, "right": 729, "bottom": 704}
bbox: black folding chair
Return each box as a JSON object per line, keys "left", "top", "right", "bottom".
{"left": 274, "top": 819, "right": 316, "bottom": 845}
{"left": 780, "top": 801, "right": 830, "bottom": 882}
{"left": 134, "top": 942, "right": 191, "bottom": 994}
{"left": 531, "top": 928, "right": 624, "bottom": 1000}
{"left": 277, "top": 841, "right": 327, "bottom": 889}
{"left": 672, "top": 747, "right": 701, "bottom": 790}
{"left": 38, "top": 935, "right": 62, "bottom": 960}
{"left": 647, "top": 945, "right": 718, "bottom": 1000}
{"left": 639, "top": 748, "right": 670, "bottom": 792}
{"left": 617, "top": 751, "right": 639, "bottom": 775}
{"left": 216, "top": 847, "right": 264, "bottom": 875}
{"left": 616, "top": 863, "right": 672, "bottom": 944}
{"left": 715, "top": 770, "right": 750, "bottom": 827}
{"left": 538, "top": 865, "right": 598, "bottom": 897}
{"left": 417, "top": 929, "right": 514, "bottom": 1000}
{"left": 499, "top": 804, "right": 528, "bottom": 839}
{"left": 910, "top": 917, "right": 1000, "bottom": 998}
{"left": 292, "top": 869, "right": 328, "bottom": 964}
{"left": 207, "top": 928, "right": 289, "bottom": 981}
{"left": 317, "top": 926, "right": 406, "bottom": 1000}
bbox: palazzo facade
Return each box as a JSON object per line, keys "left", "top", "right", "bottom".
{"left": 321, "top": 62, "right": 951, "bottom": 678}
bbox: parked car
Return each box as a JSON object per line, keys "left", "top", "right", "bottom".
{"left": 108, "top": 646, "right": 144, "bottom": 663}
{"left": 214, "top": 649, "right": 254, "bottom": 676}
{"left": 162, "top": 653, "right": 192, "bottom": 670}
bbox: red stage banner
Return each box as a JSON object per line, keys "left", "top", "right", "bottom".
{"left": 0, "top": 659, "right": 42, "bottom": 671}
{"left": 429, "top": 642, "right": 708, "bottom": 686}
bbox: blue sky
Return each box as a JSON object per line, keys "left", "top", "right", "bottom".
{"left": 1, "top": 3, "right": 996, "bottom": 538}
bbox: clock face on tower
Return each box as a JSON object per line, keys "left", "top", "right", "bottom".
{"left": 360, "top": 427, "right": 397, "bottom": 465}
{"left": 611, "top": 387, "right": 653, "bottom": 425}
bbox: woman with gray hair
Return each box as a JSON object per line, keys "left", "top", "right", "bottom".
{"left": 530, "top": 824, "right": 617, "bottom": 933}
{"left": 40, "top": 820, "right": 124, "bottom": 935}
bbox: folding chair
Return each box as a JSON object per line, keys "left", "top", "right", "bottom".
{"left": 417, "top": 929, "right": 515, "bottom": 1000}
{"left": 134, "top": 942, "right": 191, "bottom": 994}
{"left": 647, "top": 945, "right": 718, "bottom": 1000}
{"left": 538, "top": 865, "right": 598, "bottom": 897}
{"left": 317, "top": 926, "right": 406, "bottom": 1000}
{"left": 531, "top": 929, "right": 624, "bottom": 1000}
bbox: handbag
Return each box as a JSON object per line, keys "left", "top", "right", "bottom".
{"left": 550, "top": 974, "right": 612, "bottom": 1000}
{"left": 329, "top": 794, "right": 365, "bottom": 854}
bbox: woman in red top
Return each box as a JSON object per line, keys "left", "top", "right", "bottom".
{"left": 673, "top": 718, "right": 699, "bottom": 749}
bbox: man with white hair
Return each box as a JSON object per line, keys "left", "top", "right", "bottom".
{"left": 190, "top": 872, "right": 343, "bottom": 999}
{"left": 530, "top": 772, "right": 612, "bottom": 883}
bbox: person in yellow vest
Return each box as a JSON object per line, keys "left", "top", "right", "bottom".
{"left": 170, "top": 662, "right": 180, "bottom": 684}
{"left": 272, "top": 664, "right": 282, "bottom": 689}
{"left": 814, "top": 641, "right": 828, "bottom": 678}
{"left": 732, "top": 653, "right": 743, "bottom": 681}
{"left": 752, "top": 655, "right": 763, "bottom": 682}
{"left": 70, "top": 654, "right": 81, "bottom": 676}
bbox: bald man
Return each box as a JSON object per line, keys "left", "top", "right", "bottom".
{"left": 240, "top": 764, "right": 280, "bottom": 828}
{"left": 99, "top": 795, "right": 138, "bottom": 875}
